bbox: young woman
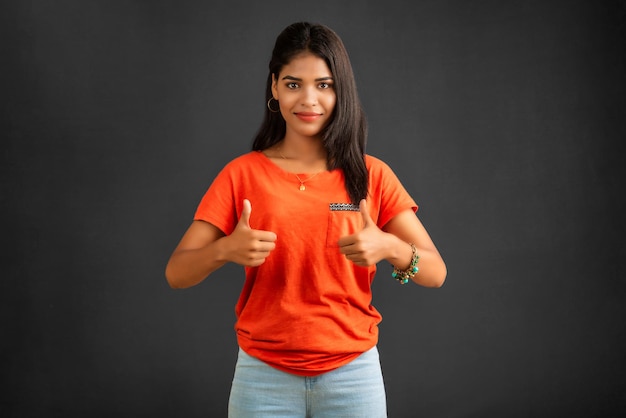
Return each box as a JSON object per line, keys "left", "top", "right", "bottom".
{"left": 166, "top": 21, "right": 446, "bottom": 417}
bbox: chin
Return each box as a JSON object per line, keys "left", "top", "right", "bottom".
{"left": 292, "top": 127, "right": 324, "bottom": 138}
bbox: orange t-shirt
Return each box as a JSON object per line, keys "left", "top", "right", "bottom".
{"left": 194, "top": 151, "right": 417, "bottom": 376}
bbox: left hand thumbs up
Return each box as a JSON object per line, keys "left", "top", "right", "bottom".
{"left": 338, "top": 199, "right": 387, "bottom": 267}
{"left": 359, "top": 199, "right": 375, "bottom": 229}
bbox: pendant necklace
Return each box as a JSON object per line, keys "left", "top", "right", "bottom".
{"left": 294, "top": 171, "right": 322, "bottom": 191}
{"left": 278, "top": 149, "right": 324, "bottom": 191}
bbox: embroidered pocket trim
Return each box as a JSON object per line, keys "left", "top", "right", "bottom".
{"left": 329, "top": 203, "right": 360, "bottom": 212}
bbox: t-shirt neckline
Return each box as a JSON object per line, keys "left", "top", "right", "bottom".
{"left": 253, "top": 150, "right": 334, "bottom": 179}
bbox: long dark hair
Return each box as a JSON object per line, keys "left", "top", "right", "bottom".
{"left": 252, "top": 22, "right": 368, "bottom": 204}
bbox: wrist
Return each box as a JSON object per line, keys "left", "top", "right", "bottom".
{"left": 385, "top": 234, "right": 412, "bottom": 268}
{"left": 390, "top": 242, "right": 419, "bottom": 285}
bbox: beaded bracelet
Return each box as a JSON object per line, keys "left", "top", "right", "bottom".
{"left": 391, "top": 243, "right": 419, "bottom": 284}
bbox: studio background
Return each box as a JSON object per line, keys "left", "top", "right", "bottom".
{"left": 2, "top": 0, "right": 625, "bottom": 417}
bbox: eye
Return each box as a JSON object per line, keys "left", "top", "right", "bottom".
{"left": 318, "top": 82, "right": 333, "bottom": 89}
{"left": 286, "top": 82, "right": 299, "bottom": 89}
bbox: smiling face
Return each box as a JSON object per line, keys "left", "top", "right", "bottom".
{"left": 271, "top": 52, "right": 337, "bottom": 140}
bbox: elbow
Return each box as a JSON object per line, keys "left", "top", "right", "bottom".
{"left": 416, "top": 261, "right": 447, "bottom": 288}
{"left": 165, "top": 263, "right": 185, "bottom": 289}
{"left": 166, "top": 277, "right": 183, "bottom": 289}
{"left": 420, "top": 274, "right": 446, "bottom": 288}
{"left": 431, "top": 262, "right": 447, "bottom": 288}
{"left": 431, "top": 260, "right": 447, "bottom": 287}
{"left": 165, "top": 261, "right": 208, "bottom": 289}
{"left": 431, "top": 270, "right": 447, "bottom": 288}
{"left": 165, "top": 274, "right": 180, "bottom": 290}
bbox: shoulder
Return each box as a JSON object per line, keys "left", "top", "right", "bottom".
{"left": 206, "top": 152, "right": 264, "bottom": 186}
{"left": 219, "top": 151, "right": 264, "bottom": 173}
{"left": 225, "top": 151, "right": 262, "bottom": 166}
{"left": 365, "top": 154, "right": 394, "bottom": 175}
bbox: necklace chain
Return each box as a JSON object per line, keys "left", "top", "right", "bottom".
{"left": 278, "top": 149, "right": 324, "bottom": 191}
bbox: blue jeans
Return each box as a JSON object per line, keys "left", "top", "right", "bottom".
{"left": 228, "top": 346, "right": 387, "bottom": 417}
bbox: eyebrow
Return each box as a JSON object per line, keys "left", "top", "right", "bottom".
{"left": 281, "top": 75, "right": 334, "bottom": 82}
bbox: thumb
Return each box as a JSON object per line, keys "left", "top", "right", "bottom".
{"left": 239, "top": 199, "right": 252, "bottom": 228}
{"left": 359, "top": 199, "right": 375, "bottom": 228}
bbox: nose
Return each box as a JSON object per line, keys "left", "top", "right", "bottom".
{"left": 300, "top": 86, "right": 318, "bottom": 107}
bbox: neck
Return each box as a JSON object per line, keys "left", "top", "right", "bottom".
{"left": 279, "top": 136, "right": 327, "bottom": 166}
{"left": 264, "top": 137, "right": 327, "bottom": 174}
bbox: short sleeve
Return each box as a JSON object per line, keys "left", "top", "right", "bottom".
{"left": 193, "top": 163, "right": 238, "bottom": 235}
{"left": 366, "top": 156, "right": 418, "bottom": 228}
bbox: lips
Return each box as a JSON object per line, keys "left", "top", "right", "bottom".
{"left": 295, "top": 112, "right": 322, "bottom": 122}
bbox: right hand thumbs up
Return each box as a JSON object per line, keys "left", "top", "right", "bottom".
{"left": 238, "top": 198, "right": 252, "bottom": 229}
{"left": 229, "top": 199, "right": 277, "bottom": 267}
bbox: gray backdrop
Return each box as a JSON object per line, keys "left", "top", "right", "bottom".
{"left": 3, "top": 0, "right": 625, "bottom": 417}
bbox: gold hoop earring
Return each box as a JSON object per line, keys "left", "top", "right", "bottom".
{"left": 267, "top": 97, "right": 280, "bottom": 113}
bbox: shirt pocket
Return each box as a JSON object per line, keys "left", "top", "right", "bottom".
{"left": 326, "top": 210, "right": 363, "bottom": 248}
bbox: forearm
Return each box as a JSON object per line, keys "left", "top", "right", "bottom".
{"left": 384, "top": 233, "right": 447, "bottom": 288}
{"left": 165, "top": 239, "right": 229, "bottom": 289}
